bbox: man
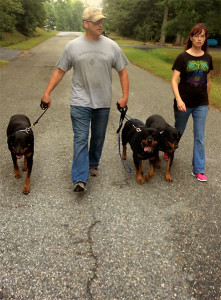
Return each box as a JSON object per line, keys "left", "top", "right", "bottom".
{"left": 41, "top": 7, "right": 129, "bottom": 192}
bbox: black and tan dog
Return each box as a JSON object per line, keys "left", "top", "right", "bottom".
{"left": 7, "top": 115, "right": 34, "bottom": 194}
{"left": 145, "top": 114, "right": 181, "bottom": 182}
{"left": 121, "top": 119, "right": 160, "bottom": 184}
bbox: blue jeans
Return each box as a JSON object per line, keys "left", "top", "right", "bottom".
{"left": 70, "top": 106, "right": 110, "bottom": 184}
{"left": 174, "top": 105, "right": 208, "bottom": 174}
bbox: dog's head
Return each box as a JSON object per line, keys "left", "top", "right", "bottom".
{"left": 138, "top": 127, "right": 160, "bottom": 154}
{"left": 8, "top": 129, "right": 34, "bottom": 159}
{"left": 161, "top": 127, "right": 181, "bottom": 153}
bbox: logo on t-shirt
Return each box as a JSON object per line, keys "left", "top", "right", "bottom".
{"left": 186, "top": 60, "right": 209, "bottom": 87}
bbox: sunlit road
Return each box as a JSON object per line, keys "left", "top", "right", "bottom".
{"left": 0, "top": 32, "right": 220, "bottom": 299}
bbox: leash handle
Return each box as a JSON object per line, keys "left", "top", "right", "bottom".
{"left": 116, "top": 103, "right": 128, "bottom": 134}
{"left": 117, "top": 103, "right": 128, "bottom": 113}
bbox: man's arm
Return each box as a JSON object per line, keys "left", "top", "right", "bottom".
{"left": 41, "top": 68, "right": 66, "bottom": 109}
{"left": 117, "top": 67, "right": 129, "bottom": 108}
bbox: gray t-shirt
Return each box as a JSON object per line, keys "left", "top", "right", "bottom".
{"left": 57, "top": 35, "right": 129, "bottom": 109}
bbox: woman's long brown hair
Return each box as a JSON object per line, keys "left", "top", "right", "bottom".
{"left": 185, "top": 23, "right": 209, "bottom": 53}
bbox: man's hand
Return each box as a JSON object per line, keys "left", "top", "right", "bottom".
{"left": 40, "top": 95, "right": 51, "bottom": 110}
{"left": 117, "top": 98, "right": 128, "bottom": 109}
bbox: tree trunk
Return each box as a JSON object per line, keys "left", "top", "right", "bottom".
{"left": 174, "top": 34, "right": 185, "bottom": 46}
{"left": 174, "top": 33, "right": 181, "bottom": 45}
{"left": 159, "top": 4, "right": 169, "bottom": 45}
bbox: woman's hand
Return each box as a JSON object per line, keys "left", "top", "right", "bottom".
{"left": 177, "top": 99, "right": 187, "bottom": 112}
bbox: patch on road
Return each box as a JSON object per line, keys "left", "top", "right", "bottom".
{"left": 0, "top": 48, "right": 23, "bottom": 61}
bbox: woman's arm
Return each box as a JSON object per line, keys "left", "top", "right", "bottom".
{"left": 171, "top": 69, "right": 186, "bottom": 112}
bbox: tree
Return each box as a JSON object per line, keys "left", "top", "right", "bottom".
{"left": 159, "top": 1, "right": 169, "bottom": 45}
{"left": 44, "top": 0, "right": 56, "bottom": 30}
{"left": 103, "top": 0, "right": 220, "bottom": 45}
{"left": 16, "top": 0, "right": 46, "bottom": 35}
{"left": 165, "top": 0, "right": 221, "bottom": 45}
{"left": 0, "top": 0, "right": 24, "bottom": 33}
{"left": 45, "top": 0, "right": 84, "bottom": 31}
{"left": 103, "top": 0, "right": 163, "bottom": 40}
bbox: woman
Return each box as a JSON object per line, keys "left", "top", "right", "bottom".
{"left": 170, "top": 23, "right": 213, "bottom": 182}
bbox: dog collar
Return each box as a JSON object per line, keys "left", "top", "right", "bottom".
{"left": 16, "top": 128, "right": 32, "bottom": 135}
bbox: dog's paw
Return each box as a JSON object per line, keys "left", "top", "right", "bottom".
{"left": 14, "top": 172, "right": 21, "bottom": 178}
{"left": 23, "top": 186, "right": 30, "bottom": 194}
{"left": 136, "top": 177, "right": 144, "bottom": 184}
{"left": 145, "top": 173, "right": 153, "bottom": 182}
{"left": 166, "top": 175, "right": 173, "bottom": 182}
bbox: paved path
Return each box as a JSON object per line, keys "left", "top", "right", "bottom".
{"left": 0, "top": 34, "right": 220, "bottom": 299}
{"left": 0, "top": 48, "right": 23, "bottom": 61}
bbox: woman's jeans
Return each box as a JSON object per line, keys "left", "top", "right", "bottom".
{"left": 174, "top": 105, "right": 208, "bottom": 174}
{"left": 70, "top": 106, "right": 110, "bottom": 184}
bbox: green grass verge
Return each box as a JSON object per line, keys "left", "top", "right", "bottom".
{"left": 121, "top": 47, "right": 221, "bottom": 111}
{"left": 0, "top": 59, "right": 9, "bottom": 68}
{"left": 0, "top": 28, "right": 58, "bottom": 49}
{"left": 6, "top": 28, "right": 58, "bottom": 50}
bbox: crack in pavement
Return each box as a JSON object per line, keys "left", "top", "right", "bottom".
{"left": 86, "top": 220, "right": 101, "bottom": 300}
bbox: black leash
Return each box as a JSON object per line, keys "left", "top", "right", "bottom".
{"left": 14, "top": 108, "right": 48, "bottom": 136}
{"left": 116, "top": 103, "right": 132, "bottom": 173}
{"left": 116, "top": 104, "right": 148, "bottom": 173}
{"left": 30, "top": 108, "right": 48, "bottom": 129}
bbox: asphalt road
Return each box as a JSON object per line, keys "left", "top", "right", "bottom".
{"left": 0, "top": 33, "right": 220, "bottom": 299}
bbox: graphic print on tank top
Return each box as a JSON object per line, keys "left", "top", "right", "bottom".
{"left": 186, "top": 60, "right": 209, "bottom": 87}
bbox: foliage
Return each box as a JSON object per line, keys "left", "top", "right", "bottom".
{"left": 16, "top": 0, "right": 46, "bottom": 36}
{"left": 1, "top": 0, "right": 220, "bottom": 43}
{"left": 166, "top": 0, "right": 221, "bottom": 39}
{"left": 44, "top": 0, "right": 84, "bottom": 31}
{"left": 0, "top": 0, "right": 24, "bottom": 33}
{"left": 0, "top": 0, "right": 84, "bottom": 37}
{"left": 0, "top": 30, "right": 27, "bottom": 47}
{"left": 103, "top": 0, "right": 163, "bottom": 41}
{"left": 103, "top": 0, "right": 221, "bottom": 44}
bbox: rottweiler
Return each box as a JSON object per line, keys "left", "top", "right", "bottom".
{"left": 7, "top": 115, "right": 34, "bottom": 194}
{"left": 145, "top": 114, "right": 181, "bottom": 182}
{"left": 121, "top": 119, "right": 160, "bottom": 184}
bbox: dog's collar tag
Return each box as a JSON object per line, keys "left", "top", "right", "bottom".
{"left": 136, "top": 128, "right": 141, "bottom": 132}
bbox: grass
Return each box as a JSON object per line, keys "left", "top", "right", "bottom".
{"left": 121, "top": 47, "right": 221, "bottom": 111}
{"left": 0, "top": 28, "right": 58, "bottom": 68}
{"left": 5, "top": 28, "right": 58, "bottom": 50}
{"left": 0, "top": 59, "right": 9, "bottom": 68}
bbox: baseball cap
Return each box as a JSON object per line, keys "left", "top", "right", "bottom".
{"left": 82, "top": 7, "right": 106, "bottom": 23}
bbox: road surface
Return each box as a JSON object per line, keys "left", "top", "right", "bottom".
{"left": 0, "top": 33, "right": 220, "bottom": 299}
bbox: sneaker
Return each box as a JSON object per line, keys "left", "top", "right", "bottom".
{"left": 89, "top": 168, "right": 99, "bottom": 177}
{"left": 73, "top": 182, "right": 86, "bottom": 192}
{"left": 163, "top": 152, "right": 169, "bottom": 160}
{"left": 191, "top": 172, "right": 207, "bottom": 182}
